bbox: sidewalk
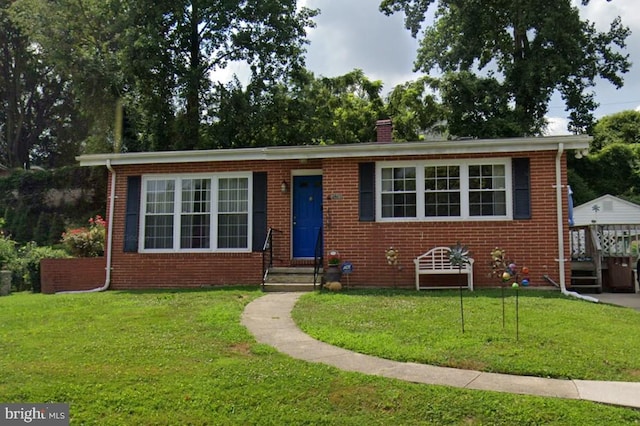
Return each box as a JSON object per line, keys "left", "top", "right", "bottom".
{"left": 241, "top": 292, "right": 640, "bottom": 409}
{"left": 594, "top": 292, "right": 640, "bottom": 311}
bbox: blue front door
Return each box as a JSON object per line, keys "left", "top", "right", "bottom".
{"left": 293, "top": 175, "right": 323, "bottom": 258}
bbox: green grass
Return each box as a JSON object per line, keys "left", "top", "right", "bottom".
{"left": 0, "top": 289, "right": 639, "bottom": 425}
{"left": 293, "top": 289, "right": 640, "bottom": 382}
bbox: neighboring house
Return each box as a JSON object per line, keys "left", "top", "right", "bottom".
{"left": 572, "top": 194, "right": 640, "bottom": 226}
{"left": 569, "top": 194, "right": 640, "bottom": 293}
{"left": 75, "top": 121, "right": 590, "bottom": 291}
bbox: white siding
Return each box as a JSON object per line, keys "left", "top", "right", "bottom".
{"left": 573, "top": 194, "right": 640, "bottom": 226}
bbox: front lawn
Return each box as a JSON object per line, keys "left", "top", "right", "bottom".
{"left": 293, "top": 289, "right": 640, "bottom": 382}
{"left": 1, "top": 289, "right": 639, "bottom": 425}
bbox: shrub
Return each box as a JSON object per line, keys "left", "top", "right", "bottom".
{"left": 0, "top": 217, "right": 70, "bottom": 292}
{"left": 61, "top": 215, "right": 106, "bottom": 257}
{"left": 0, "top": 234, "right": 17, "bottom": 271}
{"left": 15, "top": 242, "right": 69, "bottom": 292}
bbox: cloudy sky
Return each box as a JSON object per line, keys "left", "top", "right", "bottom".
{"left": 299, "top": 0, "right": 640, "bottom": 135}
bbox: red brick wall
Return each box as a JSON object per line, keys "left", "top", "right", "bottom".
{"left": 41, "top": 258, "right": 107, "bottom": 294}
{"left": 376, "top": 119, "right": 393, "bottom": 142}
{"left": 322, "top": 151, "right": 570, "bottom": 289}
{"left": 103, "top": 151, "right": 570, "bottom": 290}
{"left": 107, "top": 160, "right": 323, "bottom": 290}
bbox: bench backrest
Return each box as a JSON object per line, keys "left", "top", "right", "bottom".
{"left": 416, "top": 247, "right": 473, "bottom": 271}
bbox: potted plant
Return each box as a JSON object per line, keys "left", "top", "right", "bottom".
{"left": 324, "top": 250, "right": 342, "bottom": 288}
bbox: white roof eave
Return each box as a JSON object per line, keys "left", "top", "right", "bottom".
{"left": 77, "top": 135, "right": 591, "bottom": 167}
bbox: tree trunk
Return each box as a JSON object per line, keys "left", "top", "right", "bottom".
{"left": 183, "top": 4, "right": 201, "bottom": 150}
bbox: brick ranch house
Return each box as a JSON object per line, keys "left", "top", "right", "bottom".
{"left": 43, "top": 122, "right": 590, "bottom": 293}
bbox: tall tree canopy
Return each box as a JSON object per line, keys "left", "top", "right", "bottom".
{"left": 10, "top": 0, "right": 317, "bottom": 152}
{"left": 568, "top": 110, "right": 640, "bottom": 205}
{"left": 0, "top": 1, "right": 85, "bottom": 169}
{"left": 208, "top": 69, "right": 386, "bottom": 148}
{"left": 591, "top": 109, "right": 640, "bottom": 150}
{"left": 385, "top": 77, "right": 444, "bottom": 141}
{"left": 380, "top": 0, "right": 631, "bottom": 136}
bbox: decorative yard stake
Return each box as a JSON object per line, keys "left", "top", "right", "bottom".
{"left": 450, "top": 242, "right": 471, "bottom": 334}
{"left": 385, "top": 247, "right": 399, "bottom": 288}
{"left": 491, "top": 247, "right": 531, "bottom": 340}
{"left": 515, "top": 266, "right": 530, "bottom": 342}
{"left": 491, "top": 248, "right": 508, "bottom": 329}
{"left": 512, "top": 281, "right": 519, "bottom": 341}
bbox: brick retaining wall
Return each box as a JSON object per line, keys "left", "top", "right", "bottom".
{"left": 40, "top": 258, "right": 107, "bottom": 294}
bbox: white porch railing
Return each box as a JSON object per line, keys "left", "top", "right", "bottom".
{"left": 570, "top": 224, "right": 640, "bottom": 259}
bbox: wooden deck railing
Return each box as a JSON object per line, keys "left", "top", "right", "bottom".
{"left": 570, "top": 224, "right": 640, "bottom": 259}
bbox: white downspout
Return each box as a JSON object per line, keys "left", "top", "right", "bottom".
{"left": 56, "top": 160, "right": 115, "bottom": 294}
{"left": 555, "top": 143, "right": 567, "bottom": 293}
{"left": 555, "top": 143, "right": 598, "bottom": 303}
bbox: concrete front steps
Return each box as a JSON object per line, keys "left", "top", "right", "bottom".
{"left": 263, "top": 267, "right": 321, "bottom": 292}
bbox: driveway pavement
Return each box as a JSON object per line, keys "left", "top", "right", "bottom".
{"left": 594, "top": 292, "right": 640, "bottom": 311}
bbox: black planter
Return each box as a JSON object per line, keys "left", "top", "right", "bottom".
{"left": 324, "top": 265, "right": 342, "bottom": 283}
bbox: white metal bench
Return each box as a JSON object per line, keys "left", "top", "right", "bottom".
{"left": 414, "top": 246, "right": 474, "bottom": 291}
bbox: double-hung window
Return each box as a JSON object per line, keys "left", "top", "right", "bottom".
{"left": 468, "top": 164, "right": 507, "bottom": 217}
{"left": 424, "top": 165, "right": 461, "bottom": 217}
{"left": 180, "top": 178, "right": 211, "bottom": 249}
{"left": 377, "top": 159, "right": 511, "bottom": 221}
{"left": 141, "top": 173, "right": 251, "bottom": 252}
{"left": 381, "top": 166, "right": 417, "bottom": 218}
{"left": 217, "top": 177, "right": 249, "bottom": 249}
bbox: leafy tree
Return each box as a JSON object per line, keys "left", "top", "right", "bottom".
{"left": 385, "top": 77, "right": 444, "bottom": 141}
{"left": 427, "top": 72, "right": 524, "bottom": 138}
{"left": 10, "top": 0, "right": 129, "bottom": 154}
{"left": 0, "top": 1, "right": 85, "bottom": 169}
{"left": 591, "top": 110, "right": 640, "bottom": 151}
{"left": 312, "top": 69, "right": 385, "bottom": 144}
{"left": 569, "top": 143, "right": 640, "bottom": 202}
{"left": 380, "top": 0, "right": 631, "bottom": 136}
{"left": 207, "top": 69, "right": 386, "bottom": 148}
{"left": 11, "top": 0, "right": 317, "bottom": 153}
{"left": 567, "top": 169, "right": 597, "bottom": 207}
{"left": 569, "top": 111, "right": 640, "bottom": 204}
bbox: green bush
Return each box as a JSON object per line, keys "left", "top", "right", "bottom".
{"left": 15, "top": 243, "right": 69, "bottom": 292}
{"left": 0, "top": 167, "right": 107, "bottom": 245}
{"left": 0, "top": 235, "right": 17, "bottom": 271}
{"left": 0, "top": 219, "right": 69, "bottom": 292}
{"left": 61, "top": 215, "right": 106, "bottom": 257}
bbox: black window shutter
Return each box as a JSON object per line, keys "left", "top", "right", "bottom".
{"left": 123, "top": 176, "right": 141, "bottom": 252}
{"left": 512, "top": 158, "right": 531, "bottom": 219}
{"left": 359, "top": 162, "right": 375, "bottom": 221}
{"left": 252, "top": 172, "right": 268, "bottom": 251}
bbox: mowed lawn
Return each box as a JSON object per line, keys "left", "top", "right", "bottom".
{"left": 293, "top": 289, "right": 640, "bottom": 382}
{"left": 0, "top": 289, "right": 639, "bottom": 425}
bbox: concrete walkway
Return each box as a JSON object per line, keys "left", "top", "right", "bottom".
{"left": 594, "top": 292, "right": 640, "bottom": 311}
{"left": 241, "top": 292, "right": 640, "bottom": 409}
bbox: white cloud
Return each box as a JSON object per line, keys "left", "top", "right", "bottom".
{"left": 214, "top": 0, "right": 640, "bottom": 124}
{"left": 545, "top": 117, "right": 572, "bottom": 136}
{"left": 303, "top": 0, "right": 421, "bottom": 92}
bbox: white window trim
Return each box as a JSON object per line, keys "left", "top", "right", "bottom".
{"left": 139, "top": 172, "right": 253, "bottom": 253}
{"left": 375, "top": 159, "right": 513, "bottom": 222}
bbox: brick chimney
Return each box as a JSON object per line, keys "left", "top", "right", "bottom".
{"left": 376, "top": 119, "right": 393, "bottom": 143}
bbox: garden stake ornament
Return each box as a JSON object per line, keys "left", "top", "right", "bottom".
{"left": 491, "top": 247, "right": 509, "bottom": 329}
{"left": 385, "top": 247, "right": 399, "bottom": 288}
{"left": 450, "top": 243, "right": 471, "bottom": 334}
{"left": 490, "top": 247, "right": 530, "bottom": 340}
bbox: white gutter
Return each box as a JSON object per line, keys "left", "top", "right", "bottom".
{"left": 555, "top": 143, "right": 598, "bottom": 303}
{"left": 56, "top": 160, "right": 115, "bottom": 294}
{"left": 77, "top": 135, "right": 592, "bottom": 167}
